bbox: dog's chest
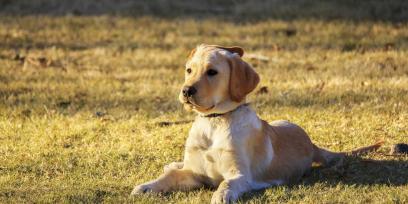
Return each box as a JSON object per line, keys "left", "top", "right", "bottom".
{"left": 184, "top": 123, "right": 234, "bottom": 184}
{"left": 183, "top": 112, "right": 259, "bottom": 184}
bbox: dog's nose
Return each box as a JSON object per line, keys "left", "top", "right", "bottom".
{"left": 182, "top": 86, "right": 197, "bottom": 97}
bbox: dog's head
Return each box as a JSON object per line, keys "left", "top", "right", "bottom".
{"left": 179, "top": 44, "right": 259, "bottom": 115}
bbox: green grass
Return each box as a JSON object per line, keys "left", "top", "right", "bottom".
{"left": 1, "top": 1, "right": 408, "bottom": 203}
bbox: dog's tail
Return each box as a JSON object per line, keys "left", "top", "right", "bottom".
{"left": 312, "top": 140, "right": 384, "bottom": 166}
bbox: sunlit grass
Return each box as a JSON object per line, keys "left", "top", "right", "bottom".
{"left": 0, "top": 7, "right": 408, "bottom": 203}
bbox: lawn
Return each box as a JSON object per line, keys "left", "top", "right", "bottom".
{"left": 0, "top": 1, "right": 408, "bottom": 203}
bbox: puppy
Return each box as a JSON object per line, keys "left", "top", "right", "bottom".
{"left": 131, "top": 44, "right": 382, "bottom": 203}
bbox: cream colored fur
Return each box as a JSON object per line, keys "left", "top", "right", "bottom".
{"left": 131, "top": 44, "right": 382, "bottom": 203}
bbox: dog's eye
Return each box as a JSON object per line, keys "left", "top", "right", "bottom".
{"left": 186, "top": 68, "right": 192, "bottom": 74}
{"left": 207, "top": 69, "right": 218, "bottom": 76}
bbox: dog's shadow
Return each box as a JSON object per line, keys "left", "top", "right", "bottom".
{"left": 241, "top": 156, "right": 408, "bottom": 202}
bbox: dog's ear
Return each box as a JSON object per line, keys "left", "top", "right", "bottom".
{"left": 187, "top": 47, "right": 197, "bottom": 60}
{"left": 228, "top": 54, "right": 260, "bottom": 102}
{"left": 214, "top": 45, "right": 244, "bottom": 57}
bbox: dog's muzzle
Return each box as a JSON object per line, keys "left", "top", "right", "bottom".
{"left": 182, "top": 86, "right": 197, "bottom": 98}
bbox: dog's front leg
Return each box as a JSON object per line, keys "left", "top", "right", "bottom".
{"left": 131, "top": 169, "right": 202, "bottom": 195}
{"left": 211, "top": 174, "right": 251, "bottom": 204}
{"left": 163, "top": 161, "right": 183, "bottom": 172}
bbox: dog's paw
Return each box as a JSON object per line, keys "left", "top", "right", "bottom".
{"left": 164, "top": 162, "right": 183, "bottom": 172}
{"left": 211, "top": 189, "right": 237, "bottom": 204}
{"left": 130, "top": 184, "right": 154, "bottom": 195}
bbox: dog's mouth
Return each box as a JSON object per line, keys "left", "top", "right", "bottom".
{"left": 184, "top": 99, "right": 214, "bottom": 111}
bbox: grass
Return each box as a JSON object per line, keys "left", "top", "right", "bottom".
{"left": 1, "top": 1, "right": 408, "bottom": 203}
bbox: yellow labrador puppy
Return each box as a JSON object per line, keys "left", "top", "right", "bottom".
{"left": 131, "top": 44, "right": 382, "bottom": 203}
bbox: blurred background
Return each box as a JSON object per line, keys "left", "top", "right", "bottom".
{"left": 1, "top": 0, "right": 408, "bottom": 21}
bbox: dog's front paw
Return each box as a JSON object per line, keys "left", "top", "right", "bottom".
{"left": 130, "top": 184, "right": 153, "bottom": 196}
{"left": 211, "top": 189, "right": 237, "bottom": 204}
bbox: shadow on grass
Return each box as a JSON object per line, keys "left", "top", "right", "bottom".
{"left": 0, "top": 89, "right": 374, "bottom": 116}
{"left": 304, "top": 156, "right": 408, "bottom": 186}
{"left": 241, "top": 156, "right": 408, "bottom": 202}
{"left": 0, "top": 0, "right": 407, "bottom": 23}
{"left": 258, "top": 88, "right": 408, "bottom": 110}
{"left": 0, "top": 41, "right": 100, "bottom": 51}
{"left": 0, "top": 41, "right": 143, "bottom": 51}
{"left": 2, "top": 85, "right": 407, "bottom": 118}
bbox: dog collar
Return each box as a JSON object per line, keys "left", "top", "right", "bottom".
{"left": 202, "top": 103, "right": 249, "bottom": 118}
